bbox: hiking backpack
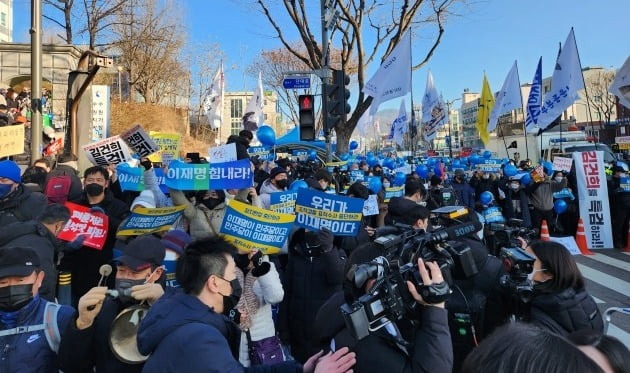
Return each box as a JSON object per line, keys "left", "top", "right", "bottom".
{"left": 44, "top": 175, "right": 72, "bottom": 204}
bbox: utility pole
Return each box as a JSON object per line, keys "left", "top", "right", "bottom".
{"left": 30, "top": 0, "right": 42, "bottom": 162}
{"left": 320, "top": 0, "right": 332, "bottom": 162}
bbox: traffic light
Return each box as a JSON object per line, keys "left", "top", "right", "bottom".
{"left": 298, "top": 94, "right": 315, "bottom": 141}
{"left": 324, "top": 69, "right": 351, "bottom": 134}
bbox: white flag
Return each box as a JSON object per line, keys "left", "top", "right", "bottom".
{"left": 609, "top": 55, "right": 630, "bottom": 109}
{"left": 363, "top": 31, "right": 411, "bottom": 115}
{"left": 537, "top": 29, "right": 585, "bottom": 131}
{"left": 354, "top": 106, "right": 373, "bottom": 137}
{"left": 243, "top": 72, "right": 264, "bottom": 131}
{"left": 421, "top": 71, "right": 447, "bottom": 142}
{"left": 202, "top": 63, "right": 224, "bottom": 130}
{"left": 391, "top": 99, "right": 408, "bottom": 146}
{"left": 488, "top": 61, "right": 522, "bottom": 132}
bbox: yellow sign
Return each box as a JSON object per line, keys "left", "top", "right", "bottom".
{"left": 147, "top": 132, "right": 181, "bottom": 163}
{"left": 117, "top": 205, "right": 186, "bottom": 236}
{"left": 0, "top": 124, "right": 25, "bottom": 158}
{"left": 326, "top": 161, "right": 348, "bottom": 167}
{"left": 617, "top": 143, "right": 630, "bottom": 150}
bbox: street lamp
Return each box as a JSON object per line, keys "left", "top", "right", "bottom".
{"left": 117, "top": 66, "right": 123, "bottom": 102}
{"left": 445, "top": 97, "right": 462, "bottom": 159}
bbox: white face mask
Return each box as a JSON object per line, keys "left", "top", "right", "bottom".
{"left": 382, "top": 182, "right": 390, "bottom": 188}
{"left": 527, "top": 268, "right": 548, "bottom": 282}
{"left": 554, "top": 176, "right": 563, "bottom": 182}
{"left": 482, "top": 174, "right": 490, "bottom": 180}
{"left": 510, "top": 182, "right": 520, "bottom": 190}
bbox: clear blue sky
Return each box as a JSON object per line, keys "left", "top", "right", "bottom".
{"left": 12, "top": 0, "right": 630, "bottom": 110}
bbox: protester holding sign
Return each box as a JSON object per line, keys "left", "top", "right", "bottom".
{"left": 169, "top": 187, "right": 227, "bottom": 240}
{"left": 0, "top": 160, "right": 47, "bottom": 226}
{"left": 525, "top": 167, "right": 567, "bottom": 237}
{"left": 608, "top": 165, "right": 630, "bottom": 249}
{"left": 259, "top": 167, "right": 289, "bottom": 210}
{"left": 61, "top": 166, "right": 129, "bottom": 303}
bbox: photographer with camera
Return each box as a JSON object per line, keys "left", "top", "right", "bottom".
{"left": 314, "top": 240, "right": 453, "bottom": 373}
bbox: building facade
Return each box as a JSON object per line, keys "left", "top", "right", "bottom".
{"left": 0, "top": 0, "right": 12, "bottom": 43}
{"left": 219, "top": 91, "right": 281, "bottom": 144}
{"left": 433, "top": 109, "right": 461, "bottom": 153}
{"left": 460, "top": 90, "right": 482, "bottom": 148}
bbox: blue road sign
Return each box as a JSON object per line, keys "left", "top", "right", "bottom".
{"left": 283, "top": 76, "right": 311, "bottom": 89}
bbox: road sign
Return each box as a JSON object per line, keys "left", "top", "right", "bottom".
{"left": 283, "top": 76, "right": 311, "bottom": 89}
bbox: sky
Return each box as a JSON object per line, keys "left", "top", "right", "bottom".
{"left": 11, "top": 0, "right": 630, "bottom": 112}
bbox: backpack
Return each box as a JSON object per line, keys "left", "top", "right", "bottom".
{"left": 44, "top": 175, "right": 72, "bottom": 204}
{"left": 0, "top": 302, "right": 62, "bottom": 353}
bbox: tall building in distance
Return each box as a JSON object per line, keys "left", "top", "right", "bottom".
{"left": 220, "top": 91, "right": 281, "bottom": 144}
{"left": 0, "top": 0, "right": 12, "bottom": 42}
{"left": 460, "top": 90, "right": 482, "bottom": 148}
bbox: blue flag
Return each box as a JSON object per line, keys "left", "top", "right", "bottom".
{"left": 525, "top": 57, "right": 543, "bottom": 133}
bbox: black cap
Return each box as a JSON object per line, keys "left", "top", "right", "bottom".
{"left": 116, "top": 235, "right": 165, "bottom": 271}
{"left": 270, "top": 167, "right": 287, "bottom": 179}
{"left": 0, "top": 247, "right": 40, "bottom": 278}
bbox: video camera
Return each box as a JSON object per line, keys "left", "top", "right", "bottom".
{"left": 295, "top": 159, "right": 320, "bottom": 179}
{"left": 487, "top": 218, "right": 538, "bottom": 256}
{"left": 340, "top": 220, "right": 482, "bottom": 340}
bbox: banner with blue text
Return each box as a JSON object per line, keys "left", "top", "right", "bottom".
{"left": 117, "top": 205, "right": 186, "bottom": 236}
{"left": 116, "top": 163, "right": 145, "bottom": 192}
{"left": 294, "top": 188, "right": 363, "bottom": 236}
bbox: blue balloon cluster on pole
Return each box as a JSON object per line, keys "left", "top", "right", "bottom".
{"left": 256, "top": 126, "right": 276, "bottom": 146}
{"left": 543, "top": 161, "right": 554, "bottom": 176}
{"left": 553, "top": 199, "right": 568, "bottom": 214}
{"left": 479, "top": 191, "right": 494, "bottom": 205}
{"left": 520, "top": 172, "right": 532, "bottom": 186}
{"left": 483, "top": 150, "right": 492, "bottom": 159}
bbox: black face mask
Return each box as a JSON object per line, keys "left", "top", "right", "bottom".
{"left": 85, "top": 183, "right": 104, "bottom": 197}
{"left": 220, "top": 278, "right": 242, "bottom": 317}
{"left": 0, "top": 284, "right": 34, "bottom": 312}
{"left": 115, "top": 278, "right": 145, "bottom": 304}
{"left": 202, "top": 197, "right": 223, "bottom": 210}
{"left": 275, "top": 179, "right": 288, "bottom": 189}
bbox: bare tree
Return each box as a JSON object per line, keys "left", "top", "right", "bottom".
{"left": 43, "top": 0, "right": 75, "bottom": 44}
{"left": 585, "top": 69, "right": 617, "bottom": 126}
{"left": 255, "top": 0, "right": 466, "bottom": 153}
{"left": 113, "top": 0, "right": 185, "bottom": 104}
{"left": 82, "top": 0, "right": 129, "bottom": 49}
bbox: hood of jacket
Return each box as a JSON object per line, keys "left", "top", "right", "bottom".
{"left": 259, "top": 178, "right": 285, "bottom": 195}
{"left": 531, "top": 286, "right": 598, "bottom": 332}
{"left": 138, "top": 290, "right": 239, "bottom": 356}
{"left": 387, "top": 196, "right": 418, "bottom": 218}
{"left": 0, "top": 184, "right": 31, "bottom": 210}
{"left": 0, "top": 221, "right": 58, "bottom": 247}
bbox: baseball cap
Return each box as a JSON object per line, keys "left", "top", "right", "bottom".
{"left": 116, "top": 235, "right": 165, "bottom": 271}
{"left": 0, "top": 247, "right": 40, "bottom": 278}
{"left": 161, "top": 229, "right": 192, "bottom": 255}
{"left": 454, "top": 169, "right": 465, "bottom": 177}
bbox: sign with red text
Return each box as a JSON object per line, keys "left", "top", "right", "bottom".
{"left": 58, "top": 202, "right": 109, "bottom": 250}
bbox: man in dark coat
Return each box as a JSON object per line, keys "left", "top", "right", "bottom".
{"left": 61, "top": 166, "right": 129, "bottom": 303}
{"left": 608, "top": 165, "right": 630, "bottom": 248}
{"left": 385, "top": 179, "right": 426, "bottom": 225}
{"left": 0, "top": 160, "right": 47, "bottom": 226}
{"left": 278, "top": 227, "right": 346, "bottom": 363}
{"left": 452, "top": 169, "right": 475, "bottom": 209}
{"left": 58, "top": 236, "right": 167, "bottom": 373}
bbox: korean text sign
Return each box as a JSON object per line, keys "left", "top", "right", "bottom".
{"left": 82, "top": 136, "right": 133, "bottom": 166}
{"left": 269, "top": 191, "right": 298, "bottom": 214}
{"left": 294, "top": 188, "right": 364, "bottom": 236}
{"left": 116, "top": 163, "right": 145, "bottom": 192}
{"left": 220, "top": 200, "right": 295, "bottom": 254}
{"left": 58, "top": 202, "right": 109, "bottom": 250}
{"left": 121, "top": 125, "right": 159, "bottom": 157}
{"left": 0, "top": 124, "right": 25, "bottom": 158}
{"left": 117, "top": 206, "right": 186, "bottom": 236}
{"left": 147, "top": 132, "right": 181, "bottom": 164}
{"left": 572, "top": 151, "right": 613, "bottom": 249}
{"left": 165, "top": 159, "right": 253, "bottom": 190}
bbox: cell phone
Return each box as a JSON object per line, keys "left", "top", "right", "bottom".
{"left": 186, "top": 152, "right": 201, "bottom": 164}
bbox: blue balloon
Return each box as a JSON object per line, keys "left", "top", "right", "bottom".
{"left": 256, "top": 126, "right": 276, "bottom": 146}
{"left": 483, "top": 150, "right": 492, "bottom": 159}
{"left": 480, "top": 191, "right": 494, "bottom": 205}
{"left": 290, "top": 180, "right": 308, "bottom": 191}
{"left": 427, "top": 158, "right": 437, "bottom": 166}
{"left": 366, "top": 152, "right": 374, "bottom": 158}
{"left": 554, "top": 199, "right": 568, "bottom": 214}
{"left": 504, "top": 165, "right": 518, "bottom": 177}
{"left": 368, "top": 177, "right": 382, "bottom": 194}
{"left": 470, "top": 155, "right": 480, "bottom": 164}
{"left": 520, "top": 172, "right": 532, "bottom": 186}
{"left": 367, "top": 156, "right": 379, "bottom": 167}
{"left": 308, "top": 150, "right": 318, "bottom": 161}
{"left": 452, "top": 160, "right": 461, "bottom": 168}
{"left": 394, "top": 172, "right": 406, "bottom": 186}
{"left": 349, "top": 140, "right": 359, "bottom": 150}
{"left": 461, "top": 157, "right": 469, "bottom": 165}
{"left": 416, "top": 165, "right": 429, "bottom": 179}
{"left": 383, "top": 158, "right": 395, "bottom": 170}
{"left": 501, "top": 158, "right": 510, "bottom": 165}
{"left": 356, "top": 155, "right": 365, "bottom": 161}
{"left": 340, "top": 153, "right": 349, "bottom": 161}
{"left": 543, "top": 161, "right": 554, "bottom": 175}
{"left": 434, "top": 166, "right": 442, "bottom": 177}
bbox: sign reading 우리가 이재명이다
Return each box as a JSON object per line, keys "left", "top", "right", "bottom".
{"left": 57, "top": 202, "right": 109, "bottom": 250}
{"left": 83, "top": 135, "right": 133, "bottom": 166}
{"left": 220, "top": 200, "right": 295, "bottom": 254}
{"left": 0, "top": 124, "right": 25, "bottom": 158}
{"left": 572, "top": 151, "right": 613, "bottom": 249}
{"left": 294, "top": 188, "right": 364, "bottom": 236}
{"left": 384, "top": 186, "right": 405, "bottom": 202}
{"left": 147, "top": 132, "right": 181, "bottom": 164}
{"left": 269, "top": 191, "right": 298, "bottom": 214}
{"left": 121, "top": 125, "right": 159, "bottom": 157}
{"left": 117, "top": 206, "right": 186, "bottom": 236}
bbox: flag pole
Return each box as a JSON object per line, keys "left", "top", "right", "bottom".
{"left": 408, "top": 29, "right": 416, "bottom": 155}
{"left": 572, "top": 27, "right": 598, "bottom": 147}
{"left": 515, "top": 60, "right": 529, "bottom": 160}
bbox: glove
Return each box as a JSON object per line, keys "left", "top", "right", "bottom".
{"left": 66, "top": 234, "right": 87, "bottom": 251}
{"left": 317, "top": 227, "right": 334, "bottom": 253}
{"left": 140, "top": 159, "right": 153, "bottom": 170}
{"left": 90, "top": 206, "right": 105, "bottom": 215}
{"left": 250, "top": 251, "right": 270, "bottom": 277}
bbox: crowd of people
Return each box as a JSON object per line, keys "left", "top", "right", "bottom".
{"left": 0, "top": 128, "right": 628, "bottom": 372}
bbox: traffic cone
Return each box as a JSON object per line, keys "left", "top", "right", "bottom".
{"left": 540, "top": 220, "right": 550, "bottom": 241}
{"left": 623, "top": 224, "right": 630, "bottom": 253}
{"left": 575, "top": 219, "right": 594, "bottom": 255}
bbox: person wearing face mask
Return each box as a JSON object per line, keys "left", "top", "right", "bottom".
{"left": 137, "top": 236, "right": 356, "bottom": 373}
{"left": 523, "top": 240, "right": 603, "bottom": 336}
{"left": 452, "top": 169, "right": 475, "bottom": 209}
{"left": 259, "top": 166, "right": 289, "bottom": 210}
{"left": 525, "top": 167, "right": 567, "bottom": 237}
{"left": 0, "top": 204, "right": 86, "bottom": 301}
{"left": 306, "top": 169, "right": 333, "bottom": 192}
{"left": 469, "top": 170, "right": 498, "bottom": 204}
{"left": 607, "top": 165, "right": 630, "bottom": 249}
{"left": 0, "top": 246, "right": 74, "bottom": 373}
{"left": 169, "top": 186, "right": 227, "bottom": 240}
{"left": 61, "top": 166, "right": 129, "bottom": 305}
{"left": 0, "top": 160, "right": 47, "bottom": 227}
{"left": 58, "top": 235, "right": 166, "bottom": 373}
{"left": 385, "top": 179, "right": 427, "bottom": 225}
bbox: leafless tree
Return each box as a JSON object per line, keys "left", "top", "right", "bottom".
{"left": 82, "top": 0, "right": 129, "bottom": 49}
{"left": 43, "top": 0, "right": 75, "bottom": 44}
{"left": 255, "top": 0, "right": 467, "bottom": 153}
{"left": 585, "top": 69, "right": 616, "bottom": 126}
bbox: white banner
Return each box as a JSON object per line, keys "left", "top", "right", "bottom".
{"left": 83, "top": 135, "right": 133, "bottom": 166}
{"left": 609, "top": 55, "right": 630, "bottom": 109}
{"left": 91, "top": 85, "right": 110, "bottom": 142}
{"left": 552, "top": 156, "right": 573, "bottom": 172}
{"left": 488, "top": 61, "right": 522, "bottom": 133}
{"left": 572, "top": 151, "right": 613, "bottom": 249}
{"left": 421, "top": 71, "right": 447, "bottom": 142}
{"left": 121, "top": 124, "right": 159, "bottom": 157}
{"left": 208, "top": 143, "right": 237, "bottom": 163}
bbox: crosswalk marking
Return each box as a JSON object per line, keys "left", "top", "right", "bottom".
{"left": 589, "top": 253, "right": 630, "bottom": 272}
{"left": 577, "top": 264, "right": 630, "bottom": 298}
{"left": 606, "top": 322, "right": 630, "bottom": 348}
{"left": 591, "top": 296, "right": 605, "bottom": 304}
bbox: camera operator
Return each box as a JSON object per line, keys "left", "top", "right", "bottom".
{"left": 314, "top": 241, "right": 453, "bottom": 373}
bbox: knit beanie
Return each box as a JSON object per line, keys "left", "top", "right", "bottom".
{"left": 0, "top": 160, "right": 21, "bottom": 183}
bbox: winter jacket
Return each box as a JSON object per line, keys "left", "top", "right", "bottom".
{"left": 45, "top": 164, "right": 83, "bottom": 202}
{"left": 259, "top": 178, "right": 287, "bottom": 210}
{"left": 0, "top": 184, "right": 47, "bottom": 227}
{"left": 314, "top": 292, "right": 453, "bottom": 373}
{"left": 469, "top": 176, "right": 498, "bottom": 202}
{"left": 277, "top": 228, "right": 346, "bottom": 363}
{"left": 452, "top": 180, "right": 475, "bottom": 209}
{"left": 526, "top": 178, "right": 567, "bottom": 211}
{"left": 529, "top": 286, "right": 603, "bottom": 336}
{"left": 239, "top": 260, "right": 285, "bottom": 367}
{"left": 227, "top": 135, "right": 251, "bottom": 160}
{"left": 169, "top": 188, "right": 227, "bottom": 240}
{"left": 0, "top": 221, "right": 66, "bottom": 301}
{"left": 137, "top": 290, "right": 301, "bottom": 373}
{"left": 384, "top": 196, "right": 418, "bottom": 225}
{"left": 0, "top": 296, "right": 74, "bottom": 373}
{"left": 58, "top": 297, "right": 146, "bottom": 373}
{"left": 62, "top": 191, "right": 129, "bottom": 299}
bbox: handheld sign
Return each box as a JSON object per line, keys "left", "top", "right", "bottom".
{"left": 269, "top": 191, "right": 298, "bottom": 214}
{"left": 58, "top": 202, "right": 109, "bottom": 250}
{"left": 295, "top": 188, "right": 364, "bottom": 236}
{"left": 116, "top": 163, "right": 145, "bottom": 192}
{"left": 83, "top": 135, "right": 133, "bottom": 166}
{"left": 147, "top": 132, "right": 181, "bottom": 164}
{"left": 552, "top": 157, "right": 573, "bottom": 172}
{"left": 209, "top": 143, "right": 237, "bottom": 163}
{"left": 220, "top": 200, "right": 295, "bottom": 254}
{"left": 121, "top": 125, "right": 159, "bottom": 157}
{"left": 117, "top": 206, "right": 186, "bottom": 236}
{"left": 0, "top": 124, "right": 25, "bottom": 158}
{"left": 384, "top": 186, "right": 404, "bottom": 202}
